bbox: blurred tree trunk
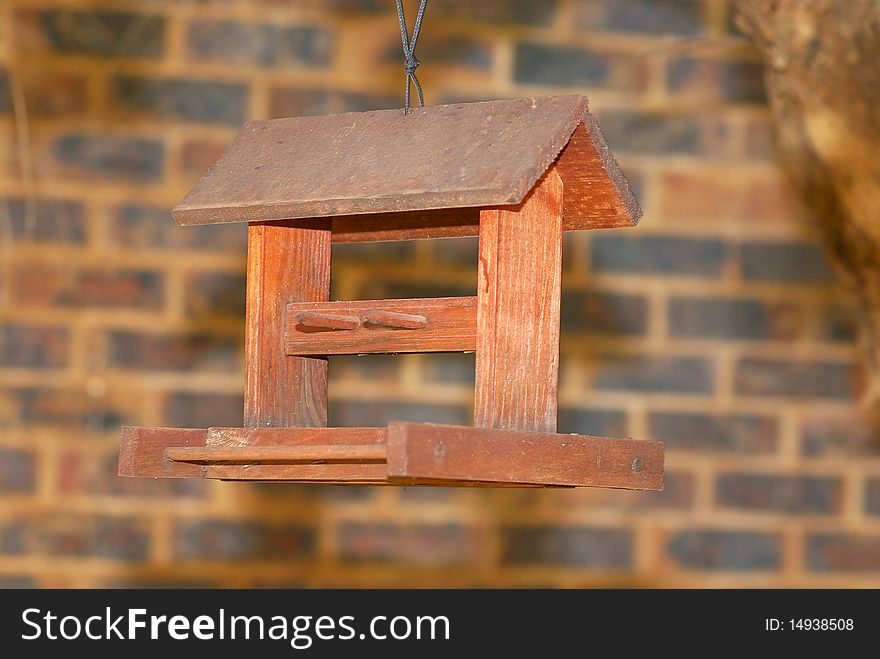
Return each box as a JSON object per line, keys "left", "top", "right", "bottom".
{"left": 735, "top": 0, "right": 880, "bottom": 404}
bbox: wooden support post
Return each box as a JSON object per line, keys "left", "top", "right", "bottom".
{"left": 244, "top": 220, "right": 331, "bottom": 428}
{"left": 474, "top": 169, "right": 563, "bottom": 433}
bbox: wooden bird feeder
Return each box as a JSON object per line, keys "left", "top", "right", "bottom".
{"left": 118, "top": 95, "right": 664, "bottom": 490}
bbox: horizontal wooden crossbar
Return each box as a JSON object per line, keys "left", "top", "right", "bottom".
{"left": 166, "top": 444, "right": 387, "bottom": 463}
{"left": 284, "top": 296, "right": 477, "bottom": 355}
{"left": 119, "top": 423, "right": 664, "bottom": 489}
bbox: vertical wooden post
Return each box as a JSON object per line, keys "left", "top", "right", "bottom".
{"left": 474, "top": 169, "right": 563, "bottom": 433}
{"left": 244, "top": 220, "right": 331, "bottom": 428}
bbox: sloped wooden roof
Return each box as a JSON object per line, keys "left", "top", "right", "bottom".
{"left": 172, "top": 95, "right": 640, "bottom": 232}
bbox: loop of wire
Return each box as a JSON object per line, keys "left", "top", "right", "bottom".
{"left": 396, "top": 0, "right": 428, "bottom": 114}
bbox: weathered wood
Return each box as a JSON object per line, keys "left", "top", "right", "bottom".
{"left": 245, "top": 220, "right": 331, "bottom": 428}
{"left": 474, "top": 170, "right": 563, "bottom": 433}
{"left": 166, "top": 444, "right": 387, "bottom": 463}
{"left": 295, "top": 311, "right": 361, "bottom": 330}
{"left": 172, "top": 96, "right": 640, "bottom": 231}
{"left": 285, "top": 297, "right": 477, "bottom": 355}
{"left": 388, "top": 423, "right": 663, "bottom": 489}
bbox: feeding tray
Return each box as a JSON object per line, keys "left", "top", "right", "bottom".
{"left": 118, "top": 95, "right": 664, "bottom": 490}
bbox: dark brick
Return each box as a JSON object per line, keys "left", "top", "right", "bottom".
{"left": 0, "top": 323, "right": 69, "bottom": 369}
{"left": 58, "top": 449, "right": 205, "bottom": 498}
{"left": 356, "top": 280, "right": 476, "bottom": 300}
{"left": 667, "top": 56, "right": 766, "bottom": 103}
{"left": 330, "top": 354, "right": 401, "bottom": 383}
{"left": 383, "top": 34, "right": 492, "bottom": 70}
{"left": 801, "top": 416, "right": 880, "bottom": 458}
{"left": 740, "top": 241, "right": 835, "bottom": 284}
{"left": 163, "top": 392, "right": 243, "bottom": 428}
{"left": 735, "top": 358, "right": 857, "bottom": 400}
{"left": 0, "top": 515, "right": 149, "bottom": 562}
{"left": 807, "top": 534, "right": 880, "bottom": 572}
{"left": 185, "top": 272, "right": 247, "bottom": 318}
{"left": 0, "top": 447, "right": 35, "bottom": 494}
{"left": 815, "top": 302, "right": 858, "bottom": 343}
{"left": 666, "top": 530, "right": 780, "bottom": 570}
{"left": 111, "top": 204, "right": 247, "bottom": 251}
{"left": 102, "top": 576, "right": 218, "bottom": 589}
{"left": 599, "top": 111, "right": 721, "bottom": 156}
{"left": 716, "top": 473, "right": 842, "bottom": 514}
{"left": 3, "top": 197, "right": 86, "bottom": 244}
{"left": 269, "top": 87, "right": 398, "bottom": 118}
{"left": 419, "top": 353, "right": 475, "bottom": 385}
{"left": 0, "top": 70, "right": 10, "bottom": 114}
{"left": 339, "top": 523, "right": 479, "bottom": 565}
{"left": 593, "top": 354, "right": 714, "bottom": 394}
{"left": 332, "top": 241, "right": 416, "bottom": 263}
{"left": 576, "top": 0, "right": 705, "bottom": 35}
{"left": 106, "top": 330, "right": 239, "bottom": 373}
{"left": 429, "top": 236, "right": 479, "bottom": 267}
{"left": 866, "top": 479, "right": 880, "bottom": 516}
{"left": 514, "top": 42, "right": 645, "bottom": 91}
{"left": 432, "top": 0, "right": 559, "bottom": 25}
{"left": 557, "top": 407, "right": 628, "bottom": 436}
{"left": 111, "top": 75, "right": 247, "bottom": 125}
{"left": 19, "top": 10, "right": 165, "bottom": 58}
{"left": 562, "top": 291, "right": 647, "bottom": 336}
{"left": 591, "top": 234, "right": 727, "bottom": 277}
{"left": 1, "top": 386, "right": 136, "bottom": 432}
{"left": 0, "top": 576, "right": 36, "bottom": 588}
{"left": 649, "top": 412, "right": 778, "bottom": 454}
{"left": 501, "top": 526, "right": 632, "bottom": 568}
{"left": 330, "top": 400, "right": 470, "bottom": 427}
{"left": 669, "top": 296, "right": 802, "bottom": 341}
{"left": 174, "top": 520, "right": 315, "bottom": 561}
{"left": 53, "top": 134, "right": 165, "bottom": 181}
{"left": 13, "top": 264, "right": 164, "bottom": 310}
{"left": 188, "top": 21, "right": 333, "bottom": 68}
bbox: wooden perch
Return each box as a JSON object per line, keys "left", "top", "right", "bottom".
{"left": 735, "top": 0, "right": 880, "bottom": 404}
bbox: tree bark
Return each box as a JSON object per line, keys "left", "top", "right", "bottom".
{"left": 735, "top": 0, "right": 880, "bottom": 404}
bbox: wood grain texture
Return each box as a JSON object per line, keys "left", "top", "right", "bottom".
{"left": 166, "top": 444, "right": 387, "bottom": 463}
{"left": 119, "top": 424, "right": 662, "bottom": 488}
{"left": 172, "top": 96, "right": 640, "bottom": 231}
{"left": 386, "top": 422, "right": 664, "bottom": 490}
{"left": 285, "top": 297, "right": 477, "bottom": 355}
{"left": 118, "top": 426, "right": 207, "bottom": 478}
{"left": 245, "top": 220, "right": 331, "bottom": 428}
{"left": 474, "top": 170, "right": 563, "bottom": 433}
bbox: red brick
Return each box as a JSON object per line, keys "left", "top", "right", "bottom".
{"left": 174, "top": 520, "right": 315, "bottom": 561}
{"left": 180, "top": 140, "right": 228, "bottom": 176}
{"left": 12, "top": 263, "right": 164, "bottom": 310}
{"left": 338, "top": 523, "right": 481, "bottom": 565}
{"left": 660, "top": 171, "right": 800, "bottom": 222}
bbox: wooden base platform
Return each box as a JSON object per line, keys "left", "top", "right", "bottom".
{"left": 118, "top": 423, "right": 663, "bottom": 490}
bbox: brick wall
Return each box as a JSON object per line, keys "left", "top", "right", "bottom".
{"left": 1, "top": 0, "right": 878, "bottom": 588}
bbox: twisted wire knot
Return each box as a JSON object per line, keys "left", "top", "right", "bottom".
{"left": 396, "top": 0, "right": 428, "bottom": 114}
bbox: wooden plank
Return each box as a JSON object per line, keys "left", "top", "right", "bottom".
{"left": 172, "top": 96, "right": 640, "bottom": 230}
{"left": 166, "top": 445, "right": 387, "bottom": 463}
{"left": 284, "top": 297, "right": 477, "bottom": 355}
{"left": 386, "top": 422, "right": 664, "bottom": 490}
{"left": 204, "top": 426, "right": 387, "bottom": 481}
{"left": 245, "top": 220, "right": 331, "bottom": 428}
{"left": 474, "top": 169, "right": 563, "bottom": 433}
{"left": 555, "top": 120, "right": 641, "bottom": 230}
{"left": 118, "top": 426, "right": 207, "bottom": 478}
